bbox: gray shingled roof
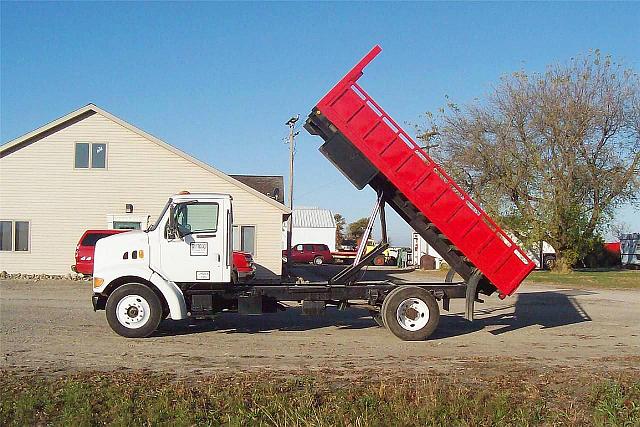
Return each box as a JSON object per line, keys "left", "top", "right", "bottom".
{"left": 230, "top": 175, "right": 284, "bottom": 204}
{"left": 292, "top": 207, "right": 336, "bottom": 228}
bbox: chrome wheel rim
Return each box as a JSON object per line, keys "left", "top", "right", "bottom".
{"left": 116, "top": 294, "right": 151, "bottom": 329}
{"left": 396, "top": 298, "right": 429, "bottom": 331}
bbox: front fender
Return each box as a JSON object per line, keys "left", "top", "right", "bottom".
{"left": 94, "top": 264, "right": 154, "bottom": 293}
{"left": 148, "top": 272, "right": 187, "bottom": 320}
{"left": 94, "top": 265, "right": 187, "bottom": 321}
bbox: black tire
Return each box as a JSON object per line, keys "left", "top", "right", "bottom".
{"left": 368, "top": 309, "right": 384, "bottom": 327}
{"left": 313, "top": 256, "right": 324, "bottom": 265}
{"left": 106, "top": 283, "right": 163, "bottom": 338}
{"left": 544, "top": 256, "right": 556, "bottom": 270}
{"left": 382, "top": 286, "right": 440, "bottom": 341}
{"left": 379, "top": 286, "right": 402, "bottom": 328}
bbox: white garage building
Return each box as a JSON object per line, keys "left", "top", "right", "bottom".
{"left": 0, "top": 104, "right": 290, "bottom": 277}
{"left": 291, "top": 207, "right": 337, "bottom": 251}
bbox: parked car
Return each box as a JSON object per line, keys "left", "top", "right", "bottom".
{"left": 74, "top": 229, "right": 256, "bottom": 281}
{"left": 73, "top": 230, "right": 128, "bottom": 275}
{"left": 283, "top": 244, "right": 333, "bottom": 265}
{"left": 232, "top": 251, "right": 256, "bottom": 282}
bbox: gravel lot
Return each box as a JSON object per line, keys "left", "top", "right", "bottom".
{"left": 1, "top": 266, "right": 638, "bottom": 376}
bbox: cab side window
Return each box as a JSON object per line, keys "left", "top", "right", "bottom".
{"left": 175, "top": 203, "right": 219, "bottom": 235}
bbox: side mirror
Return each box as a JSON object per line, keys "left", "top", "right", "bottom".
{"left": 166, "top": 206, "right": 178, "bottom": 239}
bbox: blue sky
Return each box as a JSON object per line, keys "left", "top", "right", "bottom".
{"left": 2, "top": 2, "right": 639, "bottom": 245}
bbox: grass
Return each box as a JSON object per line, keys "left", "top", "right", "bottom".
{"left": 412, "top": 267, "right": 639, "bottom": 290}
{"left": 526, "top": 269, "right": 640, "bottom": 289}
{"left": 1, "top": 369, "right": 638, "bottom": 426}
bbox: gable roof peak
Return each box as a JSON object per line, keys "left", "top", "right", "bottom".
{"left": 1, "top": 104, "right": 290, "bottom": 214}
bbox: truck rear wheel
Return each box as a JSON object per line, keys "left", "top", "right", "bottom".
{"left": 106, "top": 283, "right": 162, "bottom": 338}
{"left": 382, "top": 286, "right": 439, "bottom": 341}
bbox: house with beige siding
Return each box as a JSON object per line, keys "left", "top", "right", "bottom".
{"left": 0, "top": 104, "right": 290, "bottom": 277}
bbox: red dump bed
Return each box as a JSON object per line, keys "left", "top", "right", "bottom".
{"left": 312, "top": 46, "right": 535, "bottom": 296}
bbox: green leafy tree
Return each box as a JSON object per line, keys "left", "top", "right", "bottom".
{"left": 347, "top": 218, "right": 371, "bottom": 241}
{"left": 419, "top": 50, "right": 640, "bottom": 271}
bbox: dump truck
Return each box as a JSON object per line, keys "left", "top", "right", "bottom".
{"left": 91, "top": 46, "right": 536, "bottom": 341}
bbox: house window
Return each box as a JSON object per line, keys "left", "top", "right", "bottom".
{"left": 232, "top": 225, "right": 256, "bottom": 255}
{"left": 0, "top": 220, "right": 29, "bottom": 251}
{"left": 75, "top": 143, "right": 106, "bottom": 169}
{"left": 92, "top": 143, "right": 106, "bottom": 168}
{"left": 0, "top": 221, "right": 11, "bottom": 251}
{"left": 15, "top": 221, "right": 29, "bottom": 251}
{"left": 75, "top": 143, "right": 90, "bottom": 168}
{"left": 113, "top": 221, "right": 141, "bottom": 230}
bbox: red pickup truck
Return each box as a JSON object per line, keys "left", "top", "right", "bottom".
{"left": 74, "top": 229, "right": 255, "bottom": 281}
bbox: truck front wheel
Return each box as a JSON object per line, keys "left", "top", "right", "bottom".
{"left": 106, "top": 283, "right": 163, "bottom": 338}
{"left": 382, "top": 286, "right": 439, "bottom": 341}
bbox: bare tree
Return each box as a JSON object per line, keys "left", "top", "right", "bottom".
{"left": 609, "top": 221, "right": 632, "bottom": 240}
{"left": 420, "top": 51, "right": 640, "bottom": 271}
{"left": 334, "top": 213, "right": 346, "bottom": 247}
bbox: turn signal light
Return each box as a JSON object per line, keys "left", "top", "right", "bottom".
{"left": 138, "top": 250, "right": 144, "bottom": 259}
{"left": 93, "top": 277, "right": 104, "bottom": 288}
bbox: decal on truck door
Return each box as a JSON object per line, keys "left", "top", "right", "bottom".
{"left": 196, "top": 271, "right": 210, "bottom": 280}
{"left": 190, "top": 242, "right": 208, "bottom": 256}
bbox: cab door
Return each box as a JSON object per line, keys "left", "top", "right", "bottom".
{"left": 159, "top": 201, "right": 229, "bottom": 283}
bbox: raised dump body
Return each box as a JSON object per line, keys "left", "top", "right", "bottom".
{"left": 305, "top": 45, "right": 535, "bottom": 296}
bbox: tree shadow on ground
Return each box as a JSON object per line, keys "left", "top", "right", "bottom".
{"left": 155, "top": 289, "right": 593, "bottom": 339}
{"left": 430, "top": 289, "right": 593, "bottom": 340}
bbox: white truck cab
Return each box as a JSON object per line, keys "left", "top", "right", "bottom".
{"left": 92, "top": 192, "right": 233, "bottom": 337}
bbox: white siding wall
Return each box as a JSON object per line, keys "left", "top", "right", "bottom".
{"left": 0, "top": 112, "right": 284, "bottom": 277}
{"left": 292, "top": 227, "right": 336, "bottom": 251}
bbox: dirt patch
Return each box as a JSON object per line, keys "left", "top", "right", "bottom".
{"left": 1, "top": 276, "right": 639, "bottom": 377}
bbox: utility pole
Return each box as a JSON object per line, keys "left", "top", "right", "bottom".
{"left": 416, "top": 130, "right": 439, "bottom": 155}
{"left": 285, "top": 114, "right": 299, "bottom": 278}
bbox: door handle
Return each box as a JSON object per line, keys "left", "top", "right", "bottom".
{"left": 196, "top": 234, "right": 216, "bottom": 238}
{"left": 217, "top": 254, "right": 221, "bottom": 262}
